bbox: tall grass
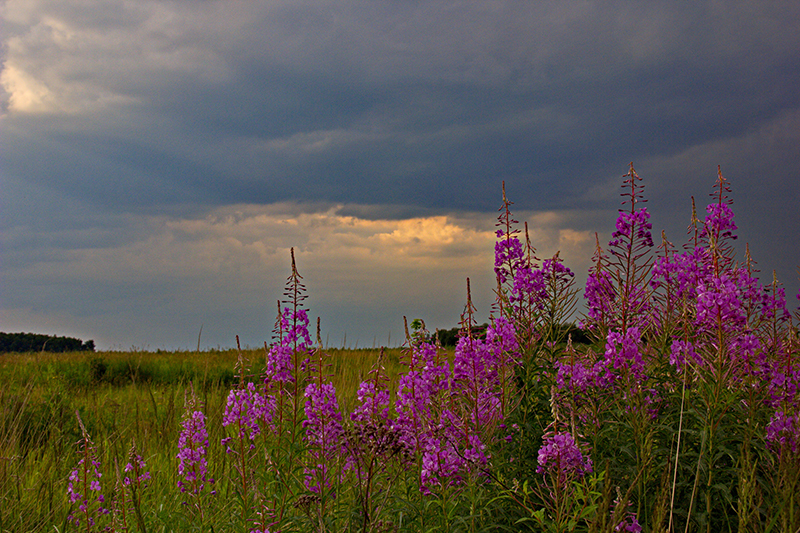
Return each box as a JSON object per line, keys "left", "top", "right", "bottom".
{"left": 0, "top": 347, "right": 410, "bottom": 532}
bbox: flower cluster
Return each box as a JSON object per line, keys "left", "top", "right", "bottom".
{"left": 602, "top": 327, "right": 645, "bottom": 384}
{"left": 67, "top": 456, "right": 108, "bottom": 528}
{"left": 609, "top": 208, "right": 654, "bottom": 252}
{"left": 123, "top": 450, "right": 150, "bottom": 488}
{"left": 511, "top": 264, "right": 546, "bottom": 306}
{"left": 699, "top": 201, "right": 737, "bottom": 247}
{"left": 536, "top": 432, "right": 593, "bottom": 481}
{"left": 177, "top": 408, "right": 214, "bottom": 495}
{"left": 494, "top": 233, "right": 525, "bottom": 285}
{"left": 612, "top": 503, "right": 643, "bottom": 533}
{"left": 583, "top": 268, "right": 616, "bottom": 327}
{"left": 391, "top": 316, "right": 518, "bottom": 494}
{"left": 266, "top": 307, "right": 313, "bottom": 384}
{"left": 350, "top": 380, "right": 392, "bottom": 427}
{"left": 67, "top": 413, "right": 109, "bottom": 529}
{"left": 222, "top": 381, "right": 275, "bottom": 451}
{"left": 766, "top": 410, "right": 800, "bottom": 455}
{"left": 303, "top": 382, "right": 344, "bottom": 494}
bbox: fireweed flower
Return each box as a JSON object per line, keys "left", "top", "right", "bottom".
{"left": 67, "top": 413, "right": 108, "bottom": 529}
{"left": 123, "top": 450, "right": 150, "bottom": 488}
{"left": 394, "top": 339, "right": 451, "bottom": 452}
{"left": 611, "top": 497, "right": 643, "bottom": 533}
{"left": 766, "top": 362, "right": 800, "bottom": 408}
{"left": 583, "top": 269, "right": 616, "bottom": 328}
{"left": 511, "top": 264, "right": 546, "bottom": 306}
{"left": 419, "top": 430, "right": 466, "bottom": 493}
{"left": 266, "top": 307, "right": 313, "bottom": 384}
{"left": 554, "top": 356, "right": 609, "bottom": 428}
{"left": 602, "top": 328, "right": 645, "bottom": 383}
{"left": 651, "top": 247, "right": 712, "bottom": 301}
{"left": 177, "top": 408, "right": 214, "bottom": 496}
{"left": 766, "top": 410, "right": 800, "bottom": 455}
{"left": 303, "top": 382, "right": 344, "bottom": 494}
{"left": 669, "top": 340, "right": 703, "bottom": 372}
{"left": 418, "top": 320, "right": 517, "bottom": 492}
{"left": 609, "top": 208, "right": 654, "bottom": 251}
{"left": 699, "top": 201, "right": 737, "bottom": 252}
{"left": 494, "top": 234, "right": 525, "bottom": 285}
{"left": 394, "top": 368, "right": 437, "bottom": 455}
{"left": 453, "top": 336, "right": 498, "bottom": 416}
{"left": 453, "top": 319, "right": 518, "bottom": 428}
{"left": 418, "top": 317, "right": 517, "bottom": 493}
{"left": 222, "top": 381, "right": 275, "bottom": 451}
{"left": 350, "top": 381, "right": 392, "bottom": 427}
{"left": 695, "top": 274, "right": 747, "bottom": 332}
{"left": 584, "top": 209, "right": 654, "bottom": 334}
{"left": 536, "top": 432, "right": 593, "bottom": 481}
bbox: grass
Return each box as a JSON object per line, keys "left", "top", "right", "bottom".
{"left": 0, "top": 347, "right": 417, "bottom": 533}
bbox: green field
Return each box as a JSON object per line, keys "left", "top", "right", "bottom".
{"left": 0, "top": 347, "right": 414, "bottom": 532}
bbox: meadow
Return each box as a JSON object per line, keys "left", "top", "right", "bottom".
{"left": 1, "top": 165, "right": 798, "bottom": 533}
{"left": 0, "top": 346, "right": 412, "bottom": 531}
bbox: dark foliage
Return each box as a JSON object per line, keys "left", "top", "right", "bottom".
{"left": 0, "top": 332, "right": 95, "bottom": 353}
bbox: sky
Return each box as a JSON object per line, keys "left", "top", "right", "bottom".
{"left": 2, "top": 1, "right": 799, "bottom": 351}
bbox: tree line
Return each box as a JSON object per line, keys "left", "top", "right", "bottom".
{"left": 0, "top": 332, "right": 95, "bottom": 353}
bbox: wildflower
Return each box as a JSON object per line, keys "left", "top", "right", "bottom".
{"left": 350, "top": 380, "right": 392, "bottom": 427}
{"left": 67, "top": 412, "right": 108, "bottom": 529}
{"left": 609, "top": 208, "right": 654, "bottom": 251}
{"left": 177, "top": 407, "right": 214, "bottom": 496}
{"left": 494, "top": 234, "right": 525, "bottom": 285}
{"left": 266, "top": 307, "right": 313, "bottom": 384}
{"left": 222, "top": 381, "right": 275, "bottom": 451}
{"left": 511, "top": 264, "right": 546, "bottom": 306}
{"left": 766, "top": 410, "right": 800, "bottom": 455}
{"left": 613, "top": 509, "right": 643, "bottom": 533}
{"left": 123, "top": 450, "right": 150, "bottom": 488}
{"left": 603, "top": 328, "right": 645, "bottom": 383}
{"left": 303, "top": 381, "right": 344, "bottom": 494}
{"left": 583, "top": 269, "right": 616, "bottom": 327}
{"left": 536, "top": 432, "right": 593, "bottom": 481}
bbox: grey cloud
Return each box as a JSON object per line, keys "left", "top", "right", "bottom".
{"left": 2, "top": 0, "right": 799, "bottom": 347}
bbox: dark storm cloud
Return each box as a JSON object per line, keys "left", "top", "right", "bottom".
{"left": 4, "top": 1, "right": 798, "bottom": 207}
{"left": 2, "top": 0, "right": 799, "bottom": 347}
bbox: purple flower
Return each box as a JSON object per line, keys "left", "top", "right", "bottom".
{"left": 603, "top": 328, "right": 645, "bottom": 383}
{"left": 669, "top": 340, "right": 702, "bottom": 371}
{"left": 766, "top": 361, "right": 800, "bottom": 408}
{"left": 350, "top": 381, "right": 392, "bottom": 426}
{"left": 177, "top": 409, "right": 214, "bottom": 495}
{"left": 766, "top": 410, "right": 799, "bottom": 455}
{"left": 584, "top": 269, "right": 616, "bottom": 327}
{"left": 536, "top": 432, "right": 593, "bottom": 480}
{"left": 555, "top": 358, "right": 603, "bottom": 392}
{"left": 695, "top": 274, "right": 746, "bottom": 331}
{"left": 222, "top": 382, "right": 275, "bottom": 450}
{"left": 266, "top": 307, "right": 313, "bottom": 384}
{"left": 303, "top": 382, "right": 344, "bottom": 494}
{"left": 123, "top": 452, "right": 150, "bottom": 487}
{"left": 420, "top": 430, "right": 466, "bottom": 493}
{"left": 700, "top": 202, "right": 737, "bottom": 245}
{"left": 67, "top": 413, "right": 108, "bottom": 528}
{"left": 613, "top": 508, "right": 643, "bottom": 533}
{"left": 609, "top": 208, "right": 653, "bottom": 251}
{"left": 494, "top": 235, "right": 525, "bottom": 285}
{"left": 511, "top": 265, "right": 546, "bottom": 306}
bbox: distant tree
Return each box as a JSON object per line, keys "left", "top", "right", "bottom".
{"left": 0, "top": 332, "right": 96, "bottom": 353}
{"left": 434, "top": 323, "right": 489, "bottom": 347}
{"left": 433, "top": 322, "right": 589, "bottom": 348}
